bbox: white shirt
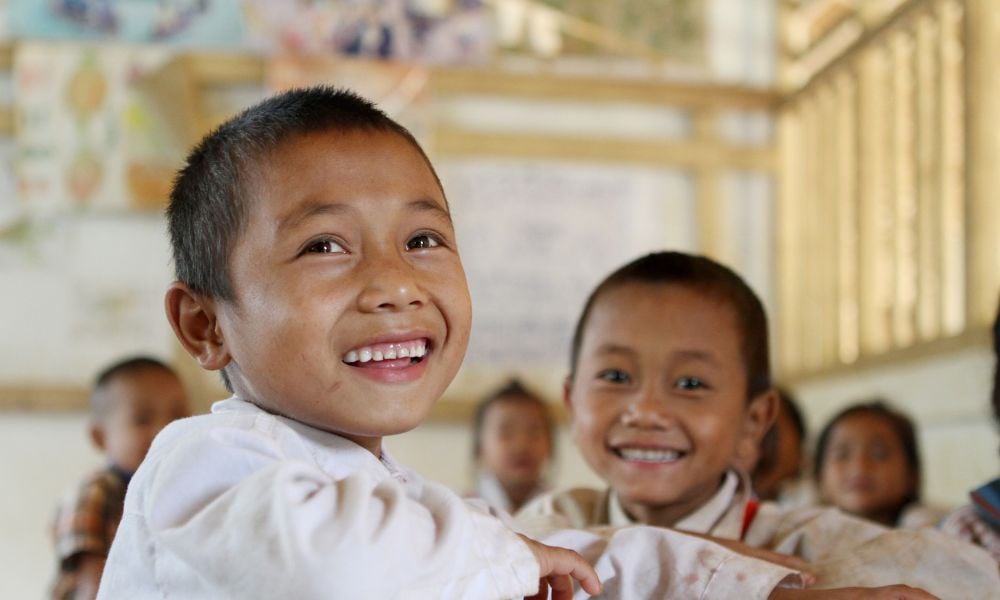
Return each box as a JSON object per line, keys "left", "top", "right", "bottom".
{"left": 98, "top": 397, "right": 540, "bottom": 599}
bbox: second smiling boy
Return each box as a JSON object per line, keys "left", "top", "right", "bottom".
{"left": 517, "top": 251, "right": 999, "bottom": 598}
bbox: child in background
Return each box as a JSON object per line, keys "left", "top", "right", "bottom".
{"left": 815, "top": 401, "right": 944, "bottom": 529}
{"left": 471, "top": 378, "right": 553, "bottom": 514}
{"left": 752, "top": 388, "right": 814, "bottom": 505}
{"left": 940, "top": 296, "right": 1000, "bottom": 562}
{"left": 517, "top": 251, "right": 999, "bottom": 598}
{"left": 50, "top": 356, "right": 190, "bottom": 600}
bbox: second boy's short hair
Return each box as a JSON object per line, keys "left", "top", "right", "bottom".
{"left": 91, "top": 356, "right": 175, "bottom": 421}
{"left": 569, "top": 251, "right": 772, "bottom": 399}
{"left": 168, "top": 86, "right": 441, "bottom": 302}
{"left": 472, "top": 378, "right": 555, "bottom": 459}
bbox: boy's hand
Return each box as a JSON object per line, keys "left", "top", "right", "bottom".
{"left": 769, "top": 585, "right": 940, "bottom": 600}
{"left": 518, "top": 534, "right": 602, "bottom": 599}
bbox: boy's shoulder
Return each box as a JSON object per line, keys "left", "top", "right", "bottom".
{"left": 515, "top": 486, "right": 611, "bottom": 538}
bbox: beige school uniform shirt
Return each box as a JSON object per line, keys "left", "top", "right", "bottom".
{"left": 517, "top": 471, "right": 1000, "bottom": 599}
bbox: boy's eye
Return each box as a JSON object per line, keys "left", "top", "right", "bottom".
{"left": 597, "top": 369, "right": 631, "bottom": 384}
{"left": 306, "top": 238, "right": 346, "bottom": 254}
{"left": 406, "top": 233, "right": 441, "bottom": 250}
{"left": 675, "top": 376, "right": 706, "bottom": 391}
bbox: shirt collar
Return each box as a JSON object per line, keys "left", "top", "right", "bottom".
{"left": 212, "top": 396, "right": 414, "bottom": 484}
{"left": 607, "top": 470, "right": 741, "bottom": 532}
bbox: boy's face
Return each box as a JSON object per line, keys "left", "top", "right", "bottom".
{"left": 211, "top": 129, "right": 471, "bottom": 454}
{"left": 819, "top": 414, "right": 915, "bottom": 521}
{"left": 566, "top": 283, "right": 772, "bottom": 525}
{"left": 93, "top": 368, "right": 190, "bottom": 473}
{"left": 479, "top": 398, "right": 551, "bottom": 490}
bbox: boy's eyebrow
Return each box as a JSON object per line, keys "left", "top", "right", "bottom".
{"left": 277, "top": 198, "right": 451, "bottom": 233}
{"left": 277, "top": 200, "right": 353, "bottom": 233}
{"left": 595, "top": 343, "right": 635, "bottom": 356}
{"left": 407, "top": 198, "right": 452, "bottom": 221}
{"left": 672, "top": 350, "right": 721, "bottom": 365}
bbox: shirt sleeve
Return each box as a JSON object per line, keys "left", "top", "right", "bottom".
{"left": 51, "top": 472, "right": 119, "bottom": 565}
{"left": 129, "top": 426, "right": 541, "bottom": 600}
{"left": 540, "top": 526, "right": 803, "bottom": 599}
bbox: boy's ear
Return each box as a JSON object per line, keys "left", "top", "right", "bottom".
{"left": 89, "top": 422, "right": 106, "bottom": 452}
{"left": 562, "top": 376, "right": 574, "bottom": 417}
{"left": 744, "top": 388, "right": 780, "bottom": 443}
{"left": 164, "top": 281, "right": 231, "bottom": 372}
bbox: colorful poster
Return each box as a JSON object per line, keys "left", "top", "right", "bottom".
{"left": 244, "top": 0, "right": 492, "bottom": 65}
{"left": 7, "top": 0, "right": 244, "bottom": 47}
{"left": 15, "top": 43, "right": 185, "bottom": 215}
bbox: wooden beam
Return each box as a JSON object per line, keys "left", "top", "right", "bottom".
{"left": 0, "top": 386, "right": 89, "bottom": 411}
{"left": 0, "top": 44, "right": 12, "bottom": 72}
{"left": 780, "top": 326, "right": 991, "bottom": 385}
{"left": 432, "top": 127, "right": 775, "bottom": 171}
{"left": 431, "top": 67, "right": 780, "bottom": 110}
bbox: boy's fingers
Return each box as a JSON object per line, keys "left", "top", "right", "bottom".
{"left": 546, "top": 574, "right": 575, "bottom": 600}
{"left": 546, "top": 545, "right": 602, "bottom": 596}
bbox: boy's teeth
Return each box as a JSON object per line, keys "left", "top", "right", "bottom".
{"left": 342, "top": 339, "right": 428, "bottom": 364}
{"left": 617, "top": 448, "right": 682, "bottom": 462}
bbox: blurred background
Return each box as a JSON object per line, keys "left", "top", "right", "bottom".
{"left": 0, "top": 0, "right": 998, "bottom": 595}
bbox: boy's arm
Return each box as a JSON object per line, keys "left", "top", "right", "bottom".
{"left": 106, "top": 426, "right": 593, "bottom": 600}
{"left": 540, "top": 526, "right": 807, "bottom": 599}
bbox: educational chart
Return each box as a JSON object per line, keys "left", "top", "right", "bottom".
{"left": 15, "top": 43, "right": 184, "bottom": 216}
{"left": 7, "top": 0, "right": 244, "bottom": 47}
{"left": 440, "top": 158, "right": 697, "bottom": 369}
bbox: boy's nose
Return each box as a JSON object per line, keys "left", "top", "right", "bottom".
{"left": 620, "top": 388, "right": 673, "bottom": 428}
{"left": 357, "top": 250, "right": 429, "bottom": 312}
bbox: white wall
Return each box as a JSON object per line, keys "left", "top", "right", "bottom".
{"left": 0, "top": 412, "right": 102, "bottom": 598}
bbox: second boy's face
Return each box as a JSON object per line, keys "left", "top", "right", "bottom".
{"left": 215, "top": 129, "right": 471, "bottom": 453}
{"left": 567, "top": 283, "right": 768, "bottom": 525}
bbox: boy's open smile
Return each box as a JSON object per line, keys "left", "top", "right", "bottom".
{"left": 342, "top": 333, "right": 433, "bottom": 383}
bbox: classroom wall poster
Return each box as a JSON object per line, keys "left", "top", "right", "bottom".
{"left": 15, "top": 43, "right": 185, "bottom": 216}
{"left": 7, "top": 0, "right": 244, "bottom": 47}
{"left": 244, "top": 0, "right": 492, "bottom": 65}
{"left": 441, "top": 158, "right": 697, "bottom": 371}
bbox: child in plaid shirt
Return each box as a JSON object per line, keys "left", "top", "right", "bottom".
{"left": 50, "top": 356, "right": 190, "bottom": 599}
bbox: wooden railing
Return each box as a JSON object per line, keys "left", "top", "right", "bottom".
{"left": 776, "top": 0, "right": 998, "bottom": 379}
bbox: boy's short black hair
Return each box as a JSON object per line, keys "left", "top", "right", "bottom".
{"left": 91, "top": 356, "right": 175, "bottom": 421}
{"left": 167, "top": 85, "right": 440, "bottom": 302}
{"left": 472, "top": 378, "right": 555, "bottom": 459}
{"left": 568, "top": 251, "right": 772, "bottom": 400}
{"left": 813, "top": 400, "right": 922, "bottom": 505}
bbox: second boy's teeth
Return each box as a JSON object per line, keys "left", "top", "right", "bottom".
{"left": 617, "top": 448, "right": 682, "bottom": 462}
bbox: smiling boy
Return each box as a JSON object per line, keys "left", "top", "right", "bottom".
{"left": 517, "top": 252, "right": 1000, "bottom": 599}
{"left": 97, "top": 87, "right": 602, "bottom": 599}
